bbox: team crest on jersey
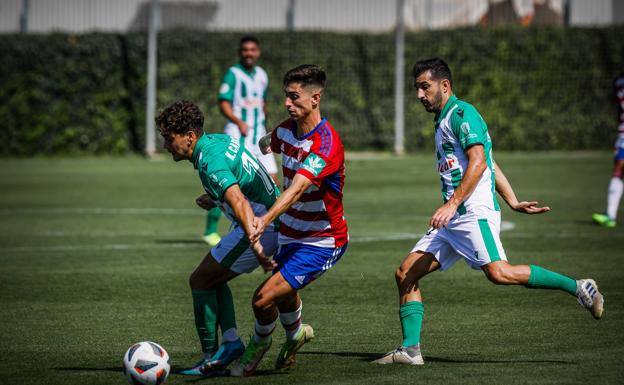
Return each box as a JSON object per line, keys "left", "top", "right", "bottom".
{"left": 302, "top": 153, "right": 326, "bottom": 176}
{"left": 461, "top": 122, "right": 471, "bottom": 135}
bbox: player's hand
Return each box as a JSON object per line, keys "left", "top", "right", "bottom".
{"left": 512, "top": 201, "right": 550, "bottom": 215}
{"left": 251, "top": 241, "right": 276, "bottom": 273}
{"left": 250, "top": 216, "right": 267, "bottom": 243}
{"left": 430, "top": 201, "right": 458, "bottom": 229}
{"left": 258, "top": 133, "right": 272, "bottom": 155}
{"left": 196, "top": 194, "right": 217, "bottom": 210}
{"left": 237, "top": 121, "right": 249, "bottom": 136}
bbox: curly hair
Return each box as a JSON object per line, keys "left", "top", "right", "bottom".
{"left": 155, "top": 100, "right": 204, "bottom": 137}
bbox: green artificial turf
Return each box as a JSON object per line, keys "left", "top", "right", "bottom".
{"left": 0, "top": 152, "right": 622, "bottom": 384}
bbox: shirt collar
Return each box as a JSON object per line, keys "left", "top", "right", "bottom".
{"left": 235, "top": 62, "right": 256, "bottom": 77}
{"left": 291, "top": 118, "right": 327, "bottom": 140}
{"left": 191, "top": 134, "right": 208, "bottom": 169}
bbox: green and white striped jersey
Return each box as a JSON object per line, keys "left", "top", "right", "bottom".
{"left": 218, "top": 63, "right": 268, "bottom": 145}
{"left": 191, "top": 134, "right": 279, "bottom": 227}
{"left": 433, "top": 95, "right": 500, "bottom": 215}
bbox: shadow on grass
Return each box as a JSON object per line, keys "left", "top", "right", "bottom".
{"left": 155, "top": 239, "right": 205, "bottom": 244}
{"left": 299, "top": 352, "right": 575, "bottom": 365}
{"left": 299, "top": 351, "right": 385, "bottom": 361}
{"left": 54, "top": 367, "right": 123, "bottom": 372}
{"left": 181, "top": 369, "right": 287, "bottom": 382}
{"left": 425, "top": 356, "right": 575, "bottom": 365}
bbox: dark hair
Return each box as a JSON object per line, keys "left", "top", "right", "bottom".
{"left": 412, "top": 58, "right": 452, "bottom": 86}
{"left": 239, "top": 35, "right": 260, "bottom": 47}
{"left": 283, "top": 64, "right": 326, "bottom": 89}
{"left": 155, "top": 100, "right": 204, "bottom": 137}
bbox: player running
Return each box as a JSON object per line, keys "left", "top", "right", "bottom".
{"left": 156, "top": 100, "right": 280, "bottom": 375}
{"left": 203, "top": 35, "right": 278, "bottom": 246}
{"left": 592, "top": 73, "right": 624, "bottom": 228}
{"left": 374, "top": 58, "right": 604, "bottom": 366}
{"left": 229, "top": 64, "right": 349, "bottom": 376}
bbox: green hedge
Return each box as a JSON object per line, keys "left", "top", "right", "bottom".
{"left": 1, "top": 27, "right": 623, "bottom": 155}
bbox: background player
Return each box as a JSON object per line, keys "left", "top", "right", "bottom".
{"left": 203, "top": 35, "right": 278, "bottom": 245}
{"left": 592, "top": 73, "right": 624, "bottom": 228}
{"left": 374, "top": 58, "right": 604, "bottom": 366}
{"left": 230, "top": 64, "right": 349, "bottom": 377}
{"left": 156, "top": 100, "right": 279, "bottom": 375}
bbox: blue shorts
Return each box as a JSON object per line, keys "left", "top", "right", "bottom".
{"left": 273, "top": 243, "right": 348, "bottom": 290}
{"left": 615, "top": 136, "right": 624, "bottom": 161}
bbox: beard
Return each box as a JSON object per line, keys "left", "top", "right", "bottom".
{"left": 422, "top": 90, "right": 443, "bottom": 113}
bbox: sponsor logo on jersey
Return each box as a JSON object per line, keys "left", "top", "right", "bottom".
{"left": 461, "top": 122, "right": 471, "bottom": 135}
{"left": 302, "top": 153, "right": 326, "bottom": 176}
{"left": 437, "top": 158, "right": 457, "bottom": 173}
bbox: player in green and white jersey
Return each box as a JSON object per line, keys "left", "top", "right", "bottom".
{"left": 374, "top": 58, "right": 604, "bottom": 366}
{"left": 203, "top": 35, "right": 278, "bottom": 246}
{"left": 156, "top": 100, "right": 279, "bottom": 376}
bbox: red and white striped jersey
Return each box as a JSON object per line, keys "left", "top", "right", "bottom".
{"left": 270, "top": 118, "right": 348, "bottom": 248}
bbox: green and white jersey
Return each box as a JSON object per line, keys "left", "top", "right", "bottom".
{"left": 191, "top": 133, "right": 279, "bottom": 228}
{"left": 433, "top": 95, "right": 500, "bottom": 215}
{"left": 218, "top": 63, "right": 268, "bottom": 145}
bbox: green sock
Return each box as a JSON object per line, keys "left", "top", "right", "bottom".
{"left": 526, "top": 265, "right": 577, "bottom": 296}
{"left": 204, "top": 207, "right": 222, "bottom": 235}
{"left": 216, "top": 283, "right": 237, "bottom": 334}
{"left": 400, "top": 301, "right": 424, "bottom": 347}
{"left": 192, "top": 289, "right": 219, "bottom": 353}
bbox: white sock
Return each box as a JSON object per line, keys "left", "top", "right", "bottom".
{"left": 607, "top": 177, "right": 623, "bottom": 220}
{"left": 280, "top": 303, "right": 302, "bottom": 340}
{"left": 253, "top": 318, "right": 276, "bottom": 343}
{"left": 222, "top": 327, "right": 239, "bottom": 343}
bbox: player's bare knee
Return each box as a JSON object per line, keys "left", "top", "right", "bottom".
{"left": 189, "top": 269, "right": 216, "bottom": 290}
{"left": 395, "top": 266, "right": 407, "bottom": 286}
{"left": 484, "top": 266, "right": 508, "bottom": 285}
{"left": 252, "top": 288, "right": 276, "bottom": 312}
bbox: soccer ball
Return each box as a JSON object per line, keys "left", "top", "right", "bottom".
{"left": 122, "top": 341, "right": 170, "bottom": 385}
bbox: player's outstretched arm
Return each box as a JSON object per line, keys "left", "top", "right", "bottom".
{"left": 431, "top": 144, "right": 487, "bottom": 228}
{"left": 494, "top": 162, "right": 550, "bottom": 215}
{"left": 250, "top": 173, "right": 313, "bottom": 242}
{"left": 223, "top": 184, "right": 276, "bottom": 271}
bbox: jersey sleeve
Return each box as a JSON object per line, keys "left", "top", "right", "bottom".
{"left": 218, "top": 69, "right": 236, "bottom": 102}
{"left": 297, "top": 151, "right": 340, "bottom": 187}
{"left": 270, "top": 125, "right": 282, "bottom": 154}
{"left": 200, "top": 163, "right": 238, "bottom": 201}
{"left": 450, "top": 105, "right": 487, "bottom": 150}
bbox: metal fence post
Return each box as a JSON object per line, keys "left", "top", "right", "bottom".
{"left": 145, "top": 0, "right": 160, "bottom": 157}
{"left": 394, "top": 0, "right": 405, "bottom": 155}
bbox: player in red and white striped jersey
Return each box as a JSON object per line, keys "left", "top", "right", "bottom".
{"left": 230, "top": 65, "right": 348, "bottom": 377}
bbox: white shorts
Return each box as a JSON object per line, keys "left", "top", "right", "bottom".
{"left": 211, "top": 225, "right": 278, "bottom": 274}
{"left": 411, "top": 208, "right": 507, "bottom": 271}
{"left": 224, "top": 123, "right": 278, "bottom": 174}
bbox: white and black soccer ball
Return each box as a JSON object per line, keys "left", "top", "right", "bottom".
{"left": 122, "top": 341, "right": 170, "bottom": 385}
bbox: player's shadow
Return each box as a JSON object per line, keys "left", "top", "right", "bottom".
{"left": 54, "top": 366, "right": 123, "bottom": 372}
{"left": 299, "top": 351, "right": 384, "bottom": 362}
{"left": 299, "top": 352, "right": 574, "bottom": 365}
{"left": 425, "top": 356, "right": 575, "bottom": 364}
{"left": 155, "top": 239, "right": 206, "bottom": 244}
{"left": 183, "top": 369, "right": 287, "bottom": 382}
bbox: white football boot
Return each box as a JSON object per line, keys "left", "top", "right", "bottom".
{"left": 576, "top": 279, "right": 604, "bottom": 320}
{"left": 372, "top": 345, "right": 424, "bottom": 365}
